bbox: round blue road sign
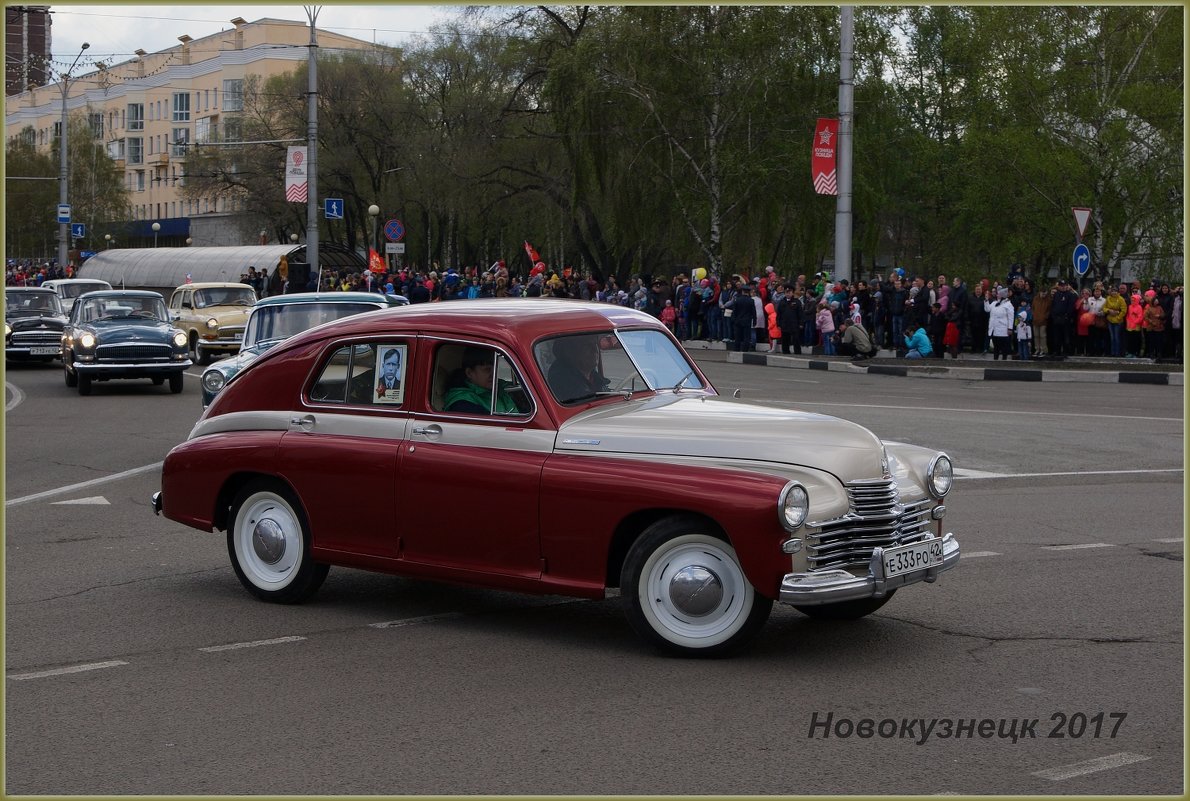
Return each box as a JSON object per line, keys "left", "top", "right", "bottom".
{"left": 383, "top": 219, "right": 405, "bottom": 242}
{"left": 1073, "top": 243, "right": 1091, "bottom": 276}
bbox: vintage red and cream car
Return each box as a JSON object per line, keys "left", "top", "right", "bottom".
{"left": 154, "top": 298, "right": 959, "bottom": 655}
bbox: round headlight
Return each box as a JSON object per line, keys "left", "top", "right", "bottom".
{"left": 4, "top": 322, "right": 11, "bottom": 337}
{"left": 173, "top": 331, "right": 188, "bottom": 347}
{"left": 206, "top": 317, "right": 219, "bottom": 330}
{"left": 927, "top": 453, "right": 953, "bottom": 498}
{"left": 779, "top": 482, "right": 810, "bottom": 531}
{"left": 78, "top": 332, "right": 96, "bottom": 349}
{"left": 201, "top": 370, "right": 226, "bottom": 394}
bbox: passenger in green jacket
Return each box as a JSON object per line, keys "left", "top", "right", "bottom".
{"left": 444, "top": 346, "right": 518, "bottom": 415}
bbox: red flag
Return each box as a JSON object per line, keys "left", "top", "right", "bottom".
{"left": 812, "top": 118, "right": 838, "bottom": 196}
{"left": 524, "top": 240, "right": 541, "bottom": 265}
{"left": 368, "top": 248, "right": 386, "bottom": 274}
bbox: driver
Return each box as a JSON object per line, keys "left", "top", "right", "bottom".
{"left": 548, "top": 335, "right": 609, "bottom": 403}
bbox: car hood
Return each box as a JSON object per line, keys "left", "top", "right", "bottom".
{"left": 9, "top": 315, "right": 67, "bottom": 330}
{"left": 84, "top": 319, "right": 173, "bottom": 339}
{"left": 197, "top": 306, "right": 253, "bottom": 323}
{"left": 208, "top": 339, "right": 279, "bottom": 375}
{"left": 555, "top": 393, "right": 885, "bottom": 480}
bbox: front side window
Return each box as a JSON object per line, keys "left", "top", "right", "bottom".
{"left": 310, "top": 342, "right": 407, "bottom": 407}
{"left": 172, "top": 92, "right": 190, "bottom": 122}
{"left": 127, "top": 103, "right": 144, "bottom": 131}
{"left": 432, "top": 343, "right": 532, "bottom": 417}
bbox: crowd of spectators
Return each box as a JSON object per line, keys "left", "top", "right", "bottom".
{"left": 5, "top": 260, "right": 74, "bottom": 285}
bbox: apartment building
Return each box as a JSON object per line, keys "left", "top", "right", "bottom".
{"left": 4, "top": 16, "right": 379, "bottom": 246}
{"left": 6, "top": 5, "right": 52, "bottom": 96}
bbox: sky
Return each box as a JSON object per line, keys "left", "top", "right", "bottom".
{"left": 47, "top": 4, "right": 462, "bottom": 68}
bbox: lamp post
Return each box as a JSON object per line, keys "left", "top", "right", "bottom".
{"left": 290, "top": 233, "right": 299, "bottom": 244}
{"left": 185, "top": 237, "right": 193, "bottom": 246}
{"left": 58, "top": 42, "right": 90, "bottom": 269}
{"left": 368, "top": 204, "right": 380, "bottom": 252}
{"left": 104, "top": 233, "right": 111, "bottom": 249}
{"left": 152, "top": 222, "right": 161, "bottom": 248}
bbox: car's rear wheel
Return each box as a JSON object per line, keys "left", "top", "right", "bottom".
{"left": 77, "top": 372, "right": 92, "bottom": 396}
{"left": 621, "top": 516, "right": 771, "bottom": 657}
{"left": 168, "top": 372, "right": 183, "bottom": 393}
{"left": 227, "top": 480, "right": 328, "bottom": 603}
{"left": 794, "top": 591, "right": 896, "bottom": 620}
{"left": 64, "top": 360, "right": 77, "bottom": 387}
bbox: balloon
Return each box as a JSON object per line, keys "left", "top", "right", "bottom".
{"left": 693, "top": 267, "right": 707, "bottom": 281}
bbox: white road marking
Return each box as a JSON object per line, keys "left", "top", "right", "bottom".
{"left": 198, "top": 636, "right": 306, "bottom": 652}
{"left": 1043, "top": 543, "right": 1116, "bottom": 551}
{"left": 5, "top": 381, "right": 26, "bottom": 412}
{"left": 955, "top": 468, "right": 1182, "bottom": 481}
{"left": 50, "top": 496, "right": 111, "bottom": 506}
{"left": 8, "top": 660, "right": 128, "bottom": 680}
{"left": 963, "top": 551, "right": 1001, "bottom": 558}
{"left": 6, "top": 462, "right": 163, "bottom": 507}
{"left": 1153, "top": 538, "right": 1184, "bottom": 544}
{"left": 780, "top": 400, "right": 1183, "bottom": 423}
{"left": 1032, "top": 752, "right": 1151, "bottom": 781}
{"left": 370, "top": 613, "right": 464, "bottom": 629}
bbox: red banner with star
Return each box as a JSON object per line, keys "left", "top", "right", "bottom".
{"left": 812, "top": 118, "right": 838, "bottom": 196}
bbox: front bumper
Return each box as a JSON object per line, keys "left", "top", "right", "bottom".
{"left": 74, "top": 359, "right": 192, "bottom": 377}
{"left": 197, "top": 337, "right": 242, "bottom": 353}
{"left": 5, "top": 345, "right": 62, "bottom": 358}
{"left": 779, "top": 532, "right": 959, "bottom": 605}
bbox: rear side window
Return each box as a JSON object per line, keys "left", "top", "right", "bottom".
{"left": 310, "top": 342, "right": 408, "bottom": 407}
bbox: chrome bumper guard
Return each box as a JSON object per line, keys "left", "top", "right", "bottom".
{"left": 152, "top": 491, "right": 163, "bottom": 516}
{"left": 74, "top": 360, "right": 192, "bottom": 371}
{"left": 779, "top": 532, "right": 959, "bottom": 605}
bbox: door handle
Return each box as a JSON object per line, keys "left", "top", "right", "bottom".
{"left": 412, "top": 424, "right": 442, "bottom": 438}
{"left": 289, "top": 414, "right": 315, "bottom": 431}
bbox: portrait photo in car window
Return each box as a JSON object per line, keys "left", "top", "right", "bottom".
{"left": 374, "top": 344, "right": 406, "bottom": 404}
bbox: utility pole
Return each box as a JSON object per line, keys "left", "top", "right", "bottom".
{"left": 834, "top": 7, "right": 854, "bottom": 283}
{"left": 58, "top": 42, "right": 90, "bottom": 269}
{"left": 305, "top": 6, "right": 320, "bottom": 283}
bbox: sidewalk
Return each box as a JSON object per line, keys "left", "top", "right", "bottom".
{"left": 684, "top": 340, "right": 1184, "bottom": 385}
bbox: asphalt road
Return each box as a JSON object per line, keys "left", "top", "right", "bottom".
{"left": 3, "top": 355, "right": 1184, "bottom": 795}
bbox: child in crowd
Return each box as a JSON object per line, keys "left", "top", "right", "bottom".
{"left": 1016, "top": 307, "right": 1032, "bottom": 361}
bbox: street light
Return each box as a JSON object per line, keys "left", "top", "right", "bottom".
{"left": 368, "top": 204, "right": 380, "bottom": 252}
{"left": 152, "top": 222, "right": 161, "bottom": 248}
{"left": 290, "top": 233, "right": 299, "bottom": 244}
{"left": 58, "top": 42, "right": 90, "bottom": 269}
{"left": 104, "top": 233, "right": 111, "bottom": 249}
{"left": 185, "top": 237, "right": 193, "bottom": 246}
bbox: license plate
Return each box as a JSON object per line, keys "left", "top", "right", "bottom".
{"left": 233, "top": 333, "right": 243, "bottom": 341}
{"left": 882, "top": 539, "right": 944, "bottom": 578}
{"left": 29, "top": 346, "right": 60, "bottom": 355}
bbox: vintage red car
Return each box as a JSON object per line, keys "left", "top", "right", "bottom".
{"left": 154, "top": 298, "right": 959, "bottom": 656}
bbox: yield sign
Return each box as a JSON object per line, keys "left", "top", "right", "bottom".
{"left": 1072, "top": 207, "right": 1092, "bottom": 238}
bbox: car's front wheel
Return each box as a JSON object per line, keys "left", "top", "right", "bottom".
{"left": 77, "top": 372, "right": 92, "bottom": 396}
{"left": 227, "top": 480, "right": 329, "bottom": 603}
{"left": 168, "top": 372, "right": 183, "bottom": 393}
{"left": 794, "top": 591, "right": 896, "bottom": 620}
{"left": 63, "top": 359, "right": 77, "bottom": 387}
{"left": 621, "top": 517, "right": 771, "bottom": 657}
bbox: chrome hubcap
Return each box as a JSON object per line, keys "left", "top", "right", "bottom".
{"left": 668, "top": 565, "right": 723, "bottom": 616}
{"left": 252, "top": 517, "right": 286, "bottom": 564}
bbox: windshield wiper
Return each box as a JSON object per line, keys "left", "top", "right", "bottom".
{"left": 672, "top": 370, "right": 696, "bottom": 393}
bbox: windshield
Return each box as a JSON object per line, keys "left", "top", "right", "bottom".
{"left": 195, "top": 287, "right": 256, "bottom": 309}
{"left": 58, "top": 281, "right": 111, "bottom": 298}
{"left": 243, "top": 302, "right": 381, "bottom": 348}
{"left": 5, "top": 292, "right": 64, "bottom": 317}
{"left": 534, "top": 328, "right": 705, "bottom": 405}
{"left": 76, "top": 296, "right": 169, "bottom": 323}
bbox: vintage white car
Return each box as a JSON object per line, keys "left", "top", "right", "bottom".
{"left": 155, "top": 299, "right": 959, "bottom": 656}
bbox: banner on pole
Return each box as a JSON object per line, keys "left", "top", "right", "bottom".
{"left": 285, "top": 147, "right": 308, "bottom": 203}
{"left": 812, "top": 118, "right": 839, "bottom": 196}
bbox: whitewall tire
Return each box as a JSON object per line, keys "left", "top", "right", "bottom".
{"left": 227, "top": 481, "right": 328, "bottom": 603}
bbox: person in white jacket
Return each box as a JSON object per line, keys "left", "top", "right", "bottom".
{"left": 985, "top": 287, "right": 1016, "bottom": 360}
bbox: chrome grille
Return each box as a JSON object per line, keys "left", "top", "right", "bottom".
{"left": 11, "top": 331, "right": 62, "bottom": 346}
{"left": 96, "top": 343, "right": 171, "bottom": 362}
{"left": 807, "top": 480, "right": 934, "bottom": 571}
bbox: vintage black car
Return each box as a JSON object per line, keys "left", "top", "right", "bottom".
{"left": 61, "top": 290, "right": 192, "bottom": 396}
{"left": 5, "top": 287, "right": 68, "bottom": 362}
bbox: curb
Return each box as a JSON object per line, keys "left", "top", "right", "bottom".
{"left": 725, "top": 351, "right": 1183, "bottom": 385}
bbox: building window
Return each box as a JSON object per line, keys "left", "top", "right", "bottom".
{"left": 135, "top": 171, "right": 145, "bottom": 192}
{"left": 204, "top": 89, "right": 209, "bottom": 111}
{"left": 127, "top": 137, "right": 143, "bottom": 165}
{"left": 223, "top": 116, "right": 243, "bottom": 143}
{"left": 171, "top": 127, "right": 190, "bottom": 156}
{"left": 222, "top": 79, "right": 243, "bottom": 112}
{"left": 213, "top": 87, "right": 218, "bottom": 108}
{"left": 172, "top": 92, "right": 190, "bottom": 122}
{"left": 128, "top": 103, "right": 144, "bottom": 131}
{"left": 52, "top": 121, "right": 61, "bottom": 140}
{"left": 194, "top": 117, "right": 212, "bottom": 144}
{"left": 148, "top": 136, "right": 153, "bottom": 155}
{"left": 107, "top": 139, "right": 125, "bottom": 160}
{"left": 89, "top": 113, "right": 103, "bottom": 139}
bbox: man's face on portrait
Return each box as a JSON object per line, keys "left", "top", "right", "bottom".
{"left": 382, "top": 350, "right": 401, "bottom": 383}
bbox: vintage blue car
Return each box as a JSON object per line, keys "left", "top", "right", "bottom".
{"left": 199, "top": 291, "right": 408, "bottom": 407}
{"left": 61, "top": 290, "right": 192, "bottom": 396}
{"left": 5, "top": 287, "right": 68, "bottom": 362}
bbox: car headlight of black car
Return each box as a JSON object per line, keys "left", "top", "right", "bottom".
{"left": 202, "top": 368, "right": 227, "bottom": 394}
{"left": 4, "top": 322, "right": 11, "bottom": 339}
{"left": 172, "top": 331, "right": 189, "bottom": 348}
{"left": 78, "top": 332, "right": 97, "bottom": 350}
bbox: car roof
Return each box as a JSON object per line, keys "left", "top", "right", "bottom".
{"left": 254, "top": 292, "right": 402, "bottom": 308}
{"left": 6, "top": 287, "right": 56, "bottom": 293}
{"left": 43, "top": 279, "right": 110, "bottom": 285}
{"left": 176, "top": 282, "right": 254, "bottom": 290}
{"left": 286, "top": 298, "right": 663, "bottom": 344}
{"left": 75, "top": 290, "right": 165, "bottom": 300}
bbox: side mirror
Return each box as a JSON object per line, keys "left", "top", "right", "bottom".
{"left": 733, "top": 388, "right": 742, "bottom": 398}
